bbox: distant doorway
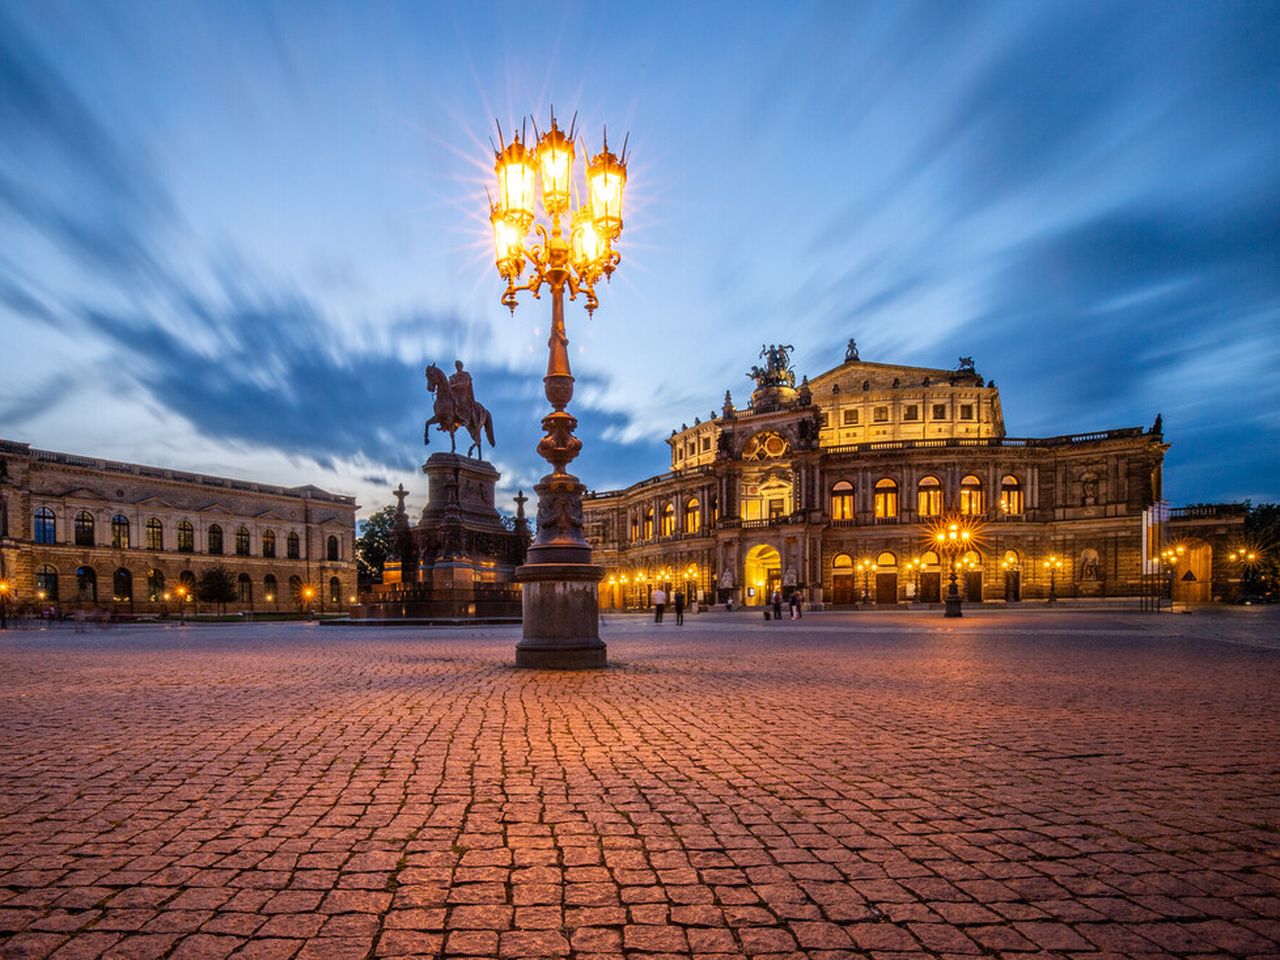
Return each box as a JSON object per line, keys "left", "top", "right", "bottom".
{"left": 1172, "top": 540, "right": 1212, "bottom": 603}
{"left": 875, "top": 572, "right": 898, "bottom": 605}
{"left": 744, "top": 544, "right": 781, "bottom": 606}
{"left": 920, "top": 572, "right": 941, "bottom": 603}
{"left": 964, "top": 570, "right": 983, "bottom": 602}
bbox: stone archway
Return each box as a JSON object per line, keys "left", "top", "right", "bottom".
{"left": 743, "top": 544, "right": 781, "bottom": 606}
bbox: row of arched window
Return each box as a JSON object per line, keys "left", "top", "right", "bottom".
{"left": 830, "top": 475, "right": 1024, "bottom": 520}
{"left": 629, "top": 498, "right": 705, "bottom": 542}
{"left": 32, "top": 565, "right": 344, "bottom": 605}
{"left": 31, "top": 508, "right": 341, "bottom": 559}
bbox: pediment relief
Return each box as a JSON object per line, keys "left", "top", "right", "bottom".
{"left": 741, "top": 431, "right": 790, "bottom": 461}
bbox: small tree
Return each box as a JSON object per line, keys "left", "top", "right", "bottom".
{"left": 357, "top": 505, "right": 397, "bottom": 586}
{"left": 196, "top": 565, "right": 237, "bottom": 615}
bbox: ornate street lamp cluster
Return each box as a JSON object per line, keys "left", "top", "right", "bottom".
{"left": 1041, "top": 554, "right": 1065, "bottom": 604}
{"left": 933, "top": 519, "right": 974, "bottom": 617}
{"left": 489, "top": 110, "right": 629, "bottom": 668}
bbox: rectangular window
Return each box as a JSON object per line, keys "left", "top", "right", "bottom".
{"left": 873, "top": 406, "right": 889, "bottom": 423}
{"left": 768, "top": 498, "right": 785, "bottom": 519}
{"left": 842, "top": 409, "right": 859, "bottom": 426}
{"left": 960, "top": 404, "right": 975, "bottom": 420}
{"left": 932, "top": 404, "right": 947, "bottom": 420}
{"left": 904, "top": 404, "right": 919, "bottom": 421}
{"left": 820, "top": 412, "right": 830, "bottom": 428}
{"left": 701, "top": 437, "right": 711, "bottom": 452}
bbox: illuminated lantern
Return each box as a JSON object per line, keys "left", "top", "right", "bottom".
{"left": 588, "top": 147, "right": 627, "bottom": 240}
{"left": 494, "top": 136, "right": 537, "bottom": 233}
{"left": 536, "top": 121, "right": 575, "bottom": 217}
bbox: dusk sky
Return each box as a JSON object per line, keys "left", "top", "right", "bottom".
{"left": 2, "top": 0, "right": 1278, "bottom": 518}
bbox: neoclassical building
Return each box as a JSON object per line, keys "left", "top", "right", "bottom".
{"left": 0, "top": 439, "right": 357, "bottom": 614}
{"left": 583, "top": 345, "right": 1245, "bottom": 607}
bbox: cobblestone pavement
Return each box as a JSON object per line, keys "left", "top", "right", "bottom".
{"left": 1, "top": 609, "right": 1278, "bottom": 959}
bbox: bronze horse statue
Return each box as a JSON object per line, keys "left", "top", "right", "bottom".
{"left": 423, "top": 363, "right": 495, "bottom": 459}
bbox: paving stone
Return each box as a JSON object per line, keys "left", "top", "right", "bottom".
{"left": 1, "top": 613, "right": 1277, "bottom": 960}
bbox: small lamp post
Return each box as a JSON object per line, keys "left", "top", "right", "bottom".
{"left": 934, "top": 521, "right": 972, "bottom": 617}
{"left": 302, "top": 586, "right": 316, "bottom": 621}
{"left": 1042, "top": 554, "right": 1065, "bottom": 604}
{"left": 856, "top": 559, "right": 876, "bottom": 606}
{"left": 489, "top": 111, "right": 628, "bottom": 670}
{"left": 0, "top": 579, "right": 12, "bottom": 630}
{"left": 175, "top": 585, "right": 189, "bottom": 625}
{"left": 1228, "top": 546, "right": 1261, "bottom": 601}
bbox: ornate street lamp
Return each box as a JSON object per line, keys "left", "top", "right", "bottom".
{"left": 0, "top": 578, "right": 12, "bottom": 630}
{"left": 855, "top": 559, "right": 876, "bottom": 606}
{"left": 1042, "top": 554, "right": 1065, "bottom": 604}
{"left": 932, "top": 520, "right": 974, "bottom": 617}
{"left": 489, "top": 111, "right": 629, "bottom": 670}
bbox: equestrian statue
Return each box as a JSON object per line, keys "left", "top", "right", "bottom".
{"left": 424, "top": 360, "right": 495, "bottom": 460}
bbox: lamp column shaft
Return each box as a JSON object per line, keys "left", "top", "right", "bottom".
{"left": 944, "top": 561, "right": 963, "bottom": 618}
{"left": 515, "top": 281, "right": 607, "bottom": 669}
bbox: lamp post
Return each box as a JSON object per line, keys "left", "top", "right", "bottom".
{"left": 175, "top": 585, "right": 189, "bottom": 626}
{"left": 934, "top": 521, "right": 971, "bottom": 617}
{"left": 302, "top": 585, "right": 315, "bottom": 621}
{"left": 0, "top": 579, "right": 11, "bottom": 630}
{"left": 854, "top": 559, "right": 875, "bottom": 606}
{"left": 1160, "top": 544, "right": 1185, "bottom": 604}
{"left": 1228, "top": 546, "right": 1261, "bottom": 601}
{"left": 1042, "top": 554, "right": 1065, "bottom": 604}
{"left": 489, "top": 112, "right": 627, "bottom": 669}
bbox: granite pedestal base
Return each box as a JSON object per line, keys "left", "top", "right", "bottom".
{"left": 515, "top": 563, "right": 607, "bottom": 670}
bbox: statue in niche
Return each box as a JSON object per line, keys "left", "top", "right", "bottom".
{"left": 1080, "top": 551, "right": 1101, "bottom": 581}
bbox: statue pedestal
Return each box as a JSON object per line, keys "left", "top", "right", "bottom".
{"left": 515, "top": 563, "right": 607, "bottom": 669}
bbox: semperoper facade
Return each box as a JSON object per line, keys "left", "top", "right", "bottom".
{"left": 0, "top": 439, "right": 357, "bottom": 613}
{"left": 583, "top": 342, "right": 1243, "bottom": 607}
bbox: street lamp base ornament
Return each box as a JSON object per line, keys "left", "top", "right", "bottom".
{"left": 515, "top": 562, "right": 607, "bottom": 669}
{"left": 944, "top": 596, "right": 963, "bottom": 618}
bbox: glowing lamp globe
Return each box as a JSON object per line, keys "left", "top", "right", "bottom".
{"left": 495, "top": 137, "right": 537, "bottom": 232}
{"left": 536, "top": 121, "right": 575, "bottom": 216}
{"left": 587, "top": 148, "right": 627, "bottom": 239}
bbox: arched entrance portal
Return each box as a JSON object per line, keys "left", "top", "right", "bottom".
{"left": 743, "top": 544, "right": 781, "bottom": 606}
{"left": 1172, "top": 540, "right": 1212, "bottom": 603}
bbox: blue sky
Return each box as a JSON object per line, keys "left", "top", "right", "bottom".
{"left": 2, "top": 0, "right": 1278, "bottom": 517}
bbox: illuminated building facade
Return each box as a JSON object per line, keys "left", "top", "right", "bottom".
{"left": 582, "top": 347, "right": 1244, "bottom": 607}
{"left": 0, "top": 439, "right": 357, "bottom": 614}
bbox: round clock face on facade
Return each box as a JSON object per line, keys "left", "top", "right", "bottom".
{"left": 742, "top": 432, "right": 789, "bottom": 461}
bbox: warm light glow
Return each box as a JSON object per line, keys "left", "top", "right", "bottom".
{"left": 588, "top": 148, "right": 627, "bottom": 239}
{"left": 536, "top": 122, "right": 574, "bottom": 215}
{"left": 495, "top": 137, "right": 537, "bottom": 231}
{"left": 570, "top": 207, "right": 602, "bottom": 268}
{"left": 491, "top": 206, "right": 522, "bottom": 276}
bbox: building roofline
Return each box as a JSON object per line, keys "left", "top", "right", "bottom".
{"left": 1, "top": 438, "right": 356, "bottom": 506}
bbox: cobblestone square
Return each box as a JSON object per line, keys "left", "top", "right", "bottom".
{"left": 1, "top": 609, "right": 1278, "bottom": 959}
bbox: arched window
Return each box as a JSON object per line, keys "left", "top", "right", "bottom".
{"left": 629, "top": 514, "right": 640, "bottom": 542}
{"left": 329, "top": 577, "right": 341, "bottom": 604}
{"left": 832, "top": 553, "right": 853, "bottom": 570}
{"left": 660, "top": 503, "right": 676, "bottom": 537}
{"left": 208, "top": 524, "right": 223, "bottom": 555}
{"left": 34, "top": 507, "right": 56, "bottom": 544}
{"left": 147, "top": 569, "right": 165, "bottom": 601}
{"left": 684, "top": 498, "right": 701, "bottom": 534}
{"left": 238, "top": 573, "right": 252, "bottom": 603}
{"left": 874, "top": 478, "right": 898, "bottom": 519}
{"left": 877, "top": 551, "right": 897, "bottom": 567}
{"left": 146, "top": 518, "right": 163, "bottom": 550}
{"left": 179, "top": 570, "right": 196, "bottom": 590}
{"left": 113, "top": 567, "right": 133, "bottom": 601}
{"left": 960, "top": 475, "right": 983, "bottom": 515}
{"left": 1000, "top": 475, "right": 1024, "bottom": 515}
{"left": 76, "top": 566, "right": 97, "bottom": 601}
{"left": 36, "top": 565, "right": 58, "bottom": 600}
{"left": 262, "top": 530, "right": 276, "bottom": 558}
{"left": 287, "top": 531, "right": 300, "bottom": 559}
{"left": 288, "top": 575, "right": 304, "bottom": 601}
{"left": 917, "top": 476, "right": 942, "bottom": 518}
{"left": 921, "top": 550, "right": 940, "bottom": 567}
{"left": 111, "top": 515, "right": 130, "bottom": 549}
{"left": 643, "top": 507, "right": 654, "bottom": 540}
{"left": 830, "top": 481, "right": 855, "bottom": 521}
{"left": 327, "top": 535, "right": 339, "bottom": 561}
{"left": 178, "top": 520, "right": 194, "bottom": 553}
{"left": 264, "top": 574, "right": 279, "bottom": 602}
{"left": 75, "top": 511, "right": 95, "bottom": 547}
{"left": 236, "top": 527, "right": 251, "bottom": 556}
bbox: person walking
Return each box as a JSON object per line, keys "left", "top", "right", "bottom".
{"left": 652, "top": 585, "right": 667, "bottom": 623}
{"left": 788, "top": 590, "right": 799, "bottom": 620}
{"left": 674, "top": 590, "right": 685, "bottom": 625}
{"left": 794, "top": 589, "right": 803, "bottom": 619}
{"left": 772, "top": 589, "right": 783, "bottom": 623}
